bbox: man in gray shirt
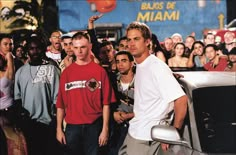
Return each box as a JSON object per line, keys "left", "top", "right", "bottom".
{"left": 14, "top": 35, "right": 60, "bottom": 155}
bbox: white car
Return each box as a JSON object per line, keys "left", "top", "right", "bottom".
{"left": 152, "top": 71, "right": 236, "bottom": 155}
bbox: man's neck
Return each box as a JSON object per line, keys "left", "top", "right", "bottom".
{"left": 76, "top": 58, "right": 91, "bottom": 65}
{"left": 48, "top": 45, "right": 61, "bottom": 54}
{"left": 134, "top": 51, "right": 150, "bottom": 64}
{"left": 29, "top": 59, "right": 43, "bottom": 66}
{"left": 0, "top": 51, "right": 6, "bottom": 56}
{"left": 120, "top": 71, "right": 134, "bottom": 83}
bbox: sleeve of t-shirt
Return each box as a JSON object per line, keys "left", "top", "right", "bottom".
{"left": 101, "top": 69, "right": 116, "bottom": 105}
{"left": 56, "top": 70, "right": 67, "bottom": 109}
{"left": 204, "top": 63, "right": 210, "bottom": 71}
{"left": 51, "top": 66, "right": 60, "bottom": 105}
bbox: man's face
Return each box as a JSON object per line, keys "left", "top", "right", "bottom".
{"left": 127, "top": 29, "right": 149, "bottom": 58}
{"left": 0, "top": 38, "right": 13, "bottom": 55}
{"left": 50, "top": 31, "right": 62, "bottom": 50}
{"left": 62, "top": 38, "right": 74, "bottom": 56}
{"left": 15, "top": 47, "right": 24, "bottom": 58}
{"left": 28, "top": 42, "right": 42, "bottom": 62}
{"left": 185, "top": 37, "right": 195, "bottom": 49}
{"left": 99, "top": 44, "right": 115, "bottom": 63}
{"left": 172, "top": 36, "right": 182, "bottom": 44}
{"left": 205, "top": 46, "right": 216, "bottom": 61}
{"left": 118, "top": 39, "right": 128, "bottom": 51}
{"left": 229, "top": 54, "right": 236, "bottom": 63}
{"left": 72, "top": 37, "right": 91, "bottom": 61}
{"left": 224, "top": 33, "right": 235, "bottom": 45}
{"left": 164, "top": 38, "right": 174, "bottom": 51}
{"left": 116, "top": 54, "right": 133, "bottom": 75}
{"left": 205, "top": 34, "right": 215, "bottom": 45}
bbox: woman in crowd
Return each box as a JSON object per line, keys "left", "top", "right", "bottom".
{"left": 187, "top": 41, "right": 208, "bottom": 70}
{"left": 168, "top": 42, "right": 189, "bottom": 68}
{"left": 149, "top": 34, "right": 166, "bottom": 62}
{"left": 0, "top": 52, "right": 27, "bottom": 155}
{"left": 13, "top": 45, "right": 28, "bottom": 71}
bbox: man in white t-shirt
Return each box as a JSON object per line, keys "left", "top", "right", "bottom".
{"left": 118, "top": 21, "right": 188, "bottom": 155}
{"left": 46, "top": 30, "right": 63, "bottom": 65}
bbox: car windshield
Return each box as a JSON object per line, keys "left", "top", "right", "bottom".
{"left": 192, "top": 86, "right": 236, "bottom": 153}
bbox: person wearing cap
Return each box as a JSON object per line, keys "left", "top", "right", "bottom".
{"left": 171, "top": 33, "right": 183, "bottom": 45}
{"left": 225, "top": 47, "right": 236, "bottom": 71}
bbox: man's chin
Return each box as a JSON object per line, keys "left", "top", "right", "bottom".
{"left": 30, "top": 56, "right": 41, "bottom": 61}
{"left": 119, "top": 71, "right": 129, "bottom": 75}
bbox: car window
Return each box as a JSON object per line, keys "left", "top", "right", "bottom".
{"left": 192, "top": 86, "right": 236, "bottom": 153}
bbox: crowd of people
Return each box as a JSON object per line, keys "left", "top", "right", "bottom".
{"left": 0, "top": 13, "right": 236, "bottom": 155}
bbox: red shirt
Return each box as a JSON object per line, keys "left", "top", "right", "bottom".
{"left": 204, "top": 58, "right": 228, "bottom": 71}
{"left": 56, "top": 62, "right": 116, "bottom": 124}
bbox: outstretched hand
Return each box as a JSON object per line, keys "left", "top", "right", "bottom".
{"left": 89, "top": 13, "right": 103, "bottom": 23}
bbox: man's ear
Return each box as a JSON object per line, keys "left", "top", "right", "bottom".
{"left": 131, "top": 61, "right": 135, "bottom": 68}
{"left": 145, "top": 38, "right": 151, "bottom": 48}
{"left": 49, "top": 37, "right": 52, "bottom": 44}
{"left": 88, "top": 43, "right": 92, "bottom": 50}
{"left": 61, "top": 42, "right": 64, "bottom": 49}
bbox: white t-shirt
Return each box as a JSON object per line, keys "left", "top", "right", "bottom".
{"left": 46, "top": 51, "right": 61, "bottom": 64}
{"left": 129, "top": 55, "right": 185, "bottom": 141}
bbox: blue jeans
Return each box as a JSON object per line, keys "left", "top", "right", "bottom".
{"left": 64, "top": 117, "right": 102, "bottom": 155}
{"left": 109, "top": 122, "right": 129, "bottom": 155}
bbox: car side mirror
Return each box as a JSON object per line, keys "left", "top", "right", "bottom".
{"left": 151, "top": 125, "right": 191, "bottom": 148}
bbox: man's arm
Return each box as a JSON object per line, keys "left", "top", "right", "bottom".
{"left": 99, "top": 104, "right": 110, "bottom": 146}
{"left": 161, "top": 95, "right": 188, "bottom": 151}
{"left": 5, "top": 52, "right": 14, "bottom": 80}
{"left": 56, "top": 108, "right": 66, "bottom": 144}
{"left": 88, "top": 14, "right": 103, "bottom": 30}
{"left": 173, "top": 95, "right": 188, "bottom": 130}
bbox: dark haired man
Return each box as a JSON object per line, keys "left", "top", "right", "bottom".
{"left": 225, "top": 47, "right": 236, "bottom": 71}
{"left": 46, "top": 30, "right": 63, "bottom": 66}
{"left": 59, "top": 33, "right": 74, "bottom": 72}
{"left": 109, "top": 51, "right": 135, "bottom": 155}
{"left": 117, "top": 37, "right": 128, "bottom": 51}
{"left": 203, "top": 44, "right": 228, "bottom": 71}
{"left": 14, "top": 36, "right": 60, "bottom": 155}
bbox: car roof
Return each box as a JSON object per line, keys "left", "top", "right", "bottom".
{"left": 176, "top": 71, "right": 236, "bottom": 92}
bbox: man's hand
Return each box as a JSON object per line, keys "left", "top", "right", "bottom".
{"left": 89, "top": 14, "right": 103, "bottom": 23}
{"left": 113, "top": 111, "right": 125, "bottom": 124}
{"left": 56, "top": 129, "right": 66, "bottom": 145}
{"left": 161, "top": 143, "right": 169, "bottom": 151}
{"left": 99, "top": 128, "right": 109, "bottom": 146}
{"left": 88, "top": 13, "right": 103, "bottom": 29}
